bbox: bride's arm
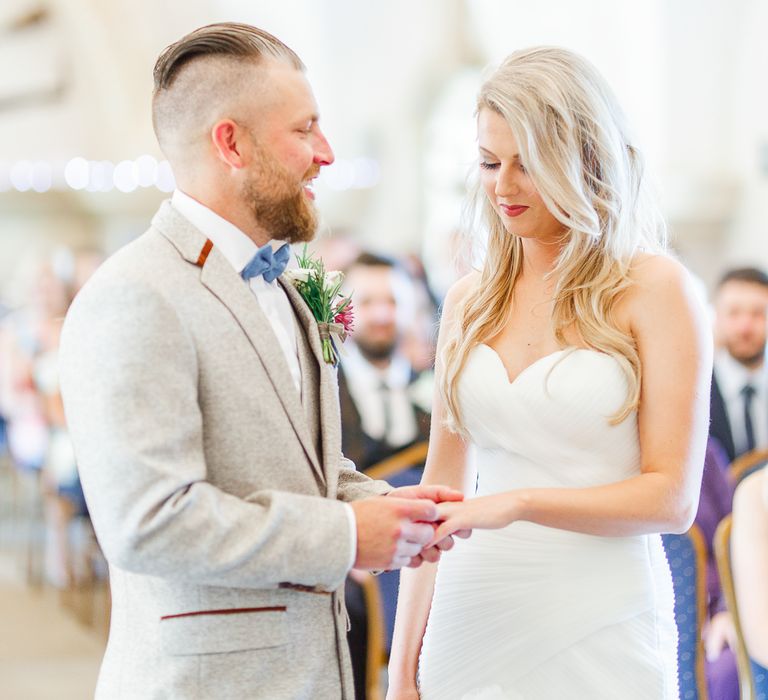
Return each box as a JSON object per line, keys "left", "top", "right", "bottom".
{"left": 432, "top": 255, "right": 713, "bottom": 541}
{"left": 387, "top": 277, "right": 476, "bottom": 698}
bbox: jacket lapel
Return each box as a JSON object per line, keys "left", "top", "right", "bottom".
{"left": 152, "top": 202, "right": 326, "bottom": 487}
{"left": 280, "top": 278, "right": 342, "bottom": 493}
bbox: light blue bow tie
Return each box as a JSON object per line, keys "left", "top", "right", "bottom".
{"left": 240, "top": 243, "right": 291, "bottom": 283}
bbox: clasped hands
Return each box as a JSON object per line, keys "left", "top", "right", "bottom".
{"left": 351, "top": 485, "right": 474, "bottom": 571}
{"left": 351, "top": 490, "right": 517, "bottom": 571}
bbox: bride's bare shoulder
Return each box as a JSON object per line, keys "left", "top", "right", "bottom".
{"left": 625, "top": 252, "right": 696, "bottom": 300}
{"left": 443, "top": 269, "right": 482, "bottom": 312}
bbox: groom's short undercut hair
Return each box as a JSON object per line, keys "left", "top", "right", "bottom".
{"left": 153, "top": 22, "right": 304, "bottom": 93}
{"left": 152, "top": 22, "right": 304, "bottom": 157}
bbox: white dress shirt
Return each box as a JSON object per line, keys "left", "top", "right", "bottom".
{"left": 714, "top": 348, "right": 768, "bottom": 455}
{"left": 341, "top": 342, "right": 419, "bottom": 447}
{"left": 171, "top": 190, "right": 357, "bottom": 567}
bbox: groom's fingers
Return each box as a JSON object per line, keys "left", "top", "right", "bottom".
{"left": 427, "top": 485, "right": 465, "bottom": 502}
{"left": 387, "top": 485, "right": 464, "bottom": 503}
{"left": 391, "top": 497, "right": 439, "bottom": 523}
{"left": 400, "top": 521, "right": 436, "bottom": 547}
{"left": 395, "top": 539, "right": 425, "bottom": 559}
{"left": 405, "top": 485, "right": 464, "bottom": 503}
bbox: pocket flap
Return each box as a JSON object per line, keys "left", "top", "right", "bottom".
{"left": 160, "top": 606, "right": 288, "bottom": 656}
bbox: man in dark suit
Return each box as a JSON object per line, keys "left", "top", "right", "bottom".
{"left": 338, "top": 253, "right": 433, "bottom": 699}
{"left": 710, "top": 267, "right": 768, "bottom": 462}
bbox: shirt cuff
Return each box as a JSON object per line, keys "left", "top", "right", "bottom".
{"left": 343, "top": 502, "right": 357, "bottom": 571}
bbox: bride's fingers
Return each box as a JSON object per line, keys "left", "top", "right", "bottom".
{"left": 435, "top": 501, "right": 462, "bottom": 519}
{"left": 429, "top": 518, "right": 461, "bottom": 547}
{"left": 454, "top": 528, "right": 472, "bottom": 539}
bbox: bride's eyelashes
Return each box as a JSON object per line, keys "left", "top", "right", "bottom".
{"left": 479, "top": 160, "right": 528, "bottom": 174}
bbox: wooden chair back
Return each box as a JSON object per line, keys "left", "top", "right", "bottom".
{"left": 714, "top": 514, "right": 756, "bottom": 700}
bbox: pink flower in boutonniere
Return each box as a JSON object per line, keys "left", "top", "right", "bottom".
{"left": 285, "top": 246, "right": 353, "bottom": 366}
{"left": 334, "top": 303, "right": 354, "bottom": 335}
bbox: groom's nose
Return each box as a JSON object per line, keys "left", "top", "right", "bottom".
{"left": 313, "top": 127, "right": 334, "bottom": 166}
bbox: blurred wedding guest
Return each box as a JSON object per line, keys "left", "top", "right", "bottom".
{"left": 0, "top": 249, "right": 102, "bottom": 587}
{"left": 338, "top": 253, "right": 432, "bottom": 472}
{"left": 0, "top": 258, "right": 63, "bottom": 477}
{"left": 339, "top": 253, "right": 432, "bottom": 700}
{"left": 695, "top": 438, "right": 738, "bottom": 699}
{"left": 731, "top": 466, "right": 768, "bottom": 675}
{"left": 711, "top": 268, "right": 768, "bottom": 462}
{"left": 34, "top": 249, "right": 104, "bottom": 586}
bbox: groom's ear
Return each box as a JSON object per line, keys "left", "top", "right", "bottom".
{"left": 211, "top": 119, "right": 246, "bottom": 171}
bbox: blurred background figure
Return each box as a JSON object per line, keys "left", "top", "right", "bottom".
{"left": 0, "top": 245, "right": 106, "bottom": 698}
{"left": 338, "top": 252, "right": 434, "bottom": 699}
{"left": 711, "top": 268, "right": 768, "bottom": 462}
{"left": 338, "top": 252, "right": 433, "bottom": 471}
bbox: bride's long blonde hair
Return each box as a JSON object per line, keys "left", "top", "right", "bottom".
{"left": 440, "top": 47, "right": 667, "bottom": 437}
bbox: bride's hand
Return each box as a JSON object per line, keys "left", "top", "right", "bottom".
{"left": 430, "top": 494, "right": 518, "bottom": 545}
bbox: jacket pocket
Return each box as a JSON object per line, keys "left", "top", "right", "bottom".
{"left": 160, "top": 606, "right": 288, "bottom": 656}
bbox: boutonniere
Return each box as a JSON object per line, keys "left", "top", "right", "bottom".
{"left": 284, "top": 246, "right": 354, "bottom": 366}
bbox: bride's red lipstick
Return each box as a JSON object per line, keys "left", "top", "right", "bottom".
{"left": 500, "top": 204, "right": 529, "bottom": 217}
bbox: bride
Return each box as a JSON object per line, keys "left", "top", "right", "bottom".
{"left": 387, "top": 47, "right": 711, "bottom": 700}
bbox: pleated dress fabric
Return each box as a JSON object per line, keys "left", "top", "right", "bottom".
{"left": 417, "top": 345, "right": 679, "bottom": 700}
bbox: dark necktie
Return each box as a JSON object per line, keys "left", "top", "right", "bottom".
{"left": 241, "top": 243, "right": 290, "bottom": 283}
{"left": 379, "top": 380, "right": 392, "bottom": 446}
{"left": 742, "top": 383, "right": 757, "bottom": 453}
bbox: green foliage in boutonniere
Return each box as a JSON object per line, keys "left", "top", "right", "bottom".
{"left": 285, "top": 246, "right": 354, "bottom": 366}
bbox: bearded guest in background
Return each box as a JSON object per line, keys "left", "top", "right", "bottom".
{"left": 338, "top": 253, "right": 432, "bottom": 473}
{"left": 337, "top": 253, "right": 433, "bottom": 699}
{"left": 711, "top": 267, "right": 768, "bottom": 462}
{"left": 58, "top": 23, "right": 463, "bottom": 700}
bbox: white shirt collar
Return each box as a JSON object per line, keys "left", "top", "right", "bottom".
{"left": 171, "top": 189, "right": 289, "bottom": 276}
{"left": 715, "top": 348, "right": 766, "bottom": 401}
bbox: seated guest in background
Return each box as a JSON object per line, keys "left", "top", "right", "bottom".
{"left": 731, "top": 466, "right": 768, "bottom": 673}
{"left": 338, "top": 252, "right": 433, "bottom": 700}
{"left": 711, "top": 268, "right": 768, "bottom": 462}
{"left": 338, "top": 253, "right": 432, "bottom": 473}
{"left": 696, "top": 438, "right": 738, "bottom": 700}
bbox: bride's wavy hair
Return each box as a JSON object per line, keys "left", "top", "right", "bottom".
{"left": 440, "top": 47, "right": 667, "bottom": 437}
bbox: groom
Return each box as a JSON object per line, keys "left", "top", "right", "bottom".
{"left": 59, "top": 23, "right": 459, "bottom": 699}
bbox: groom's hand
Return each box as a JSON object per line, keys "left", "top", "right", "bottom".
{"left": 350, "top": 497, "right": 438, "bottom": 570}
{"left": 387, "top": 484, "right": 464, "bottom": 504}
{"left": 386, "top": 485, "right": 471, "bottom": 564}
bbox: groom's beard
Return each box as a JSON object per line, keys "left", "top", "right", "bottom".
{"left": 243, "top": 152, "right": 319, "bottom": 244}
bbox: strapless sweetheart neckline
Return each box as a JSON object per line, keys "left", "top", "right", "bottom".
{"left": 476, "top": 343, "right": 608, "bottom": 387}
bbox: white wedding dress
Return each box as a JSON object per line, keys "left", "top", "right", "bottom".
{"left": 417, "top": 345, "right": 679, "bottom": 700}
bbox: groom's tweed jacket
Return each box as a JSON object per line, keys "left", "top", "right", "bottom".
{"left": 60, "top": 201, "right": 391, "bottom": 699}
